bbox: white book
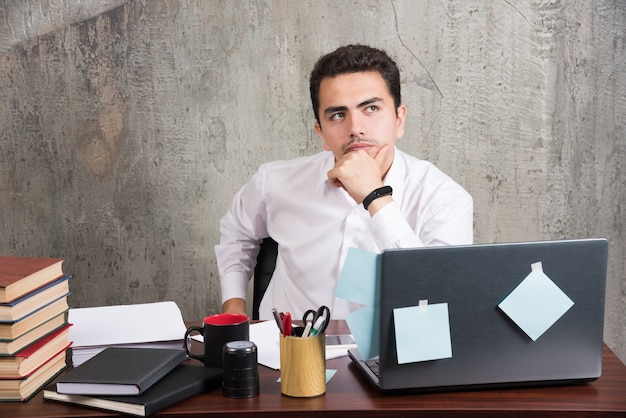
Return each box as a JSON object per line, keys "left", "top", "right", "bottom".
{"left": 68, "top": 301, "right": 187, "bottom": 366}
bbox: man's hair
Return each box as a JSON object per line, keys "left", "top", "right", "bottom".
{"left": 309, "top": 44, "right": 402, "bottom": 125}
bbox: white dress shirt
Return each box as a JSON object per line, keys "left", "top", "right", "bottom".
{"left": 215, "top": 148, "right": 473, "bottom": 320}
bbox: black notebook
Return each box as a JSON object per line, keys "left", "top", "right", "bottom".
{"left": 44, "top": 364, "right": 223, "bottom": 416}
{"left": 56, "top": 347, "right": 186, "bottom": 395}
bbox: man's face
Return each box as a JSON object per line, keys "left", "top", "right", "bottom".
{"left": 314, "top": 71, "right": 406, "bottom": 169}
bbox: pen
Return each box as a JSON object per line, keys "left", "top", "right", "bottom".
{"left": 282, "top": 312, "right": 292, "bottom": 336}
{"left": 309, "top": 315, "right": 326, "bottom": 336}
{"left": 272, "top": 308, "right": 284, "bottom": 334}
{"left": 302, "top": 321, "right": 313, "bottom": 337}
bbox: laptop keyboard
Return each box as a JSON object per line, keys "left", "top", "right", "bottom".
{"left": 365, "top": 359, "right": 380, "bottom": 377}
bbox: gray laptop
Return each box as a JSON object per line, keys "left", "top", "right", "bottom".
{"left": 348, "top": 238, "right": 608, "bottom": 393}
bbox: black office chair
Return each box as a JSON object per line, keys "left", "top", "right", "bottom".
{"left": 252, "top": 238, "right": 278, "bottom": 320}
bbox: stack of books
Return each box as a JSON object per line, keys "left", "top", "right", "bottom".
{"left": 44, "top": 347, "right": 223, "bottom": 416}
{"left": 0, "top": 256, "right": 72, "bottom": 401}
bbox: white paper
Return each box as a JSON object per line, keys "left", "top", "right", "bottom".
{"left": 248, "top": 321, "right": 350, "bottom": 370}
{"left": 249, "top": 320, "right": 282, "bottom": 369}
{"left": 68, "top": 301, "right": 187, "bottom": 347}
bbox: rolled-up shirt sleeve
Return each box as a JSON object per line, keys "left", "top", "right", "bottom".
{"left": 215, "top": 168, "right": 269, "bottom": 303}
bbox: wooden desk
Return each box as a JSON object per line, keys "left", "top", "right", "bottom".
{"left": 2, "top": 321, "right": 625, "bottom": 417}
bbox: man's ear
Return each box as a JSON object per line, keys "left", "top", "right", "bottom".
{"left": 396, "top": 105, "right": 407, "bottom": 139}
{"left": 315, "top": 121, "right": 331, "bottom": 151}
{"left": 314, "top": 121, "right": 322, "bottom": 135}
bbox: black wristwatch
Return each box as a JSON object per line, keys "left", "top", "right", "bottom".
{"left": 362, "top": 186, "right": 393, "bottom": 210}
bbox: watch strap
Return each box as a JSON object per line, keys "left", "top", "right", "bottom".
{"left": 362, "top": 186, "right": 393, "bottom": 210}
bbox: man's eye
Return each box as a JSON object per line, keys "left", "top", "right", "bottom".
{"left": 330, "top": 112, "right": 344, "bottom": 120}
{"left": 366, "top": 105, "right": 378, "bottom": 112}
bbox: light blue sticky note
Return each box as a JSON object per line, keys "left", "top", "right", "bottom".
{"left": 498, "top": 262, "right": 574, "bottom": 341}
{"left": 335, "top": 247, "right": 381, "bottom": 306}
{"left": 325, "top": 369, "right": 337, "bottom": 383}
{"left": 277, "top": 369, "right": 337, "bottom": 383}
{"left": 393, "top": 302, "right": 452, "bottom": 364}
{"left": 334, "top": 247, "right": 381, "bottom": 359}
{"left": 346, "top": 305, "right": 380, "bottom": 360}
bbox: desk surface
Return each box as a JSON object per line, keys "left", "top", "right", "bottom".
{"left": 2, "top": 321, "right": 625, "bottom": 417}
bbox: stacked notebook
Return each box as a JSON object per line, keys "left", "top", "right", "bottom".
{"left": 44, "top": 347, "right": 223, "bottom": 416}
{"left": 0, "top": 256, "right": 72, "bottom": 401}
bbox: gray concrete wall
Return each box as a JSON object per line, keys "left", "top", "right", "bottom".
{"left": 1, "top": 1, "right": 624, "bottom": 362}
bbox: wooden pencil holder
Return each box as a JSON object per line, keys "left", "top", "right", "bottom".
{"left": 279, "top": 333, "right": 326, "bottom": 397}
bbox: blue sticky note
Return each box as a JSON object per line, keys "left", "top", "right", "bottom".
{"left": 334, "top": 247, "right": 381, "bottom": 359}
{"left": 277, "top": 369, "right": 337, "bottom": 384}
{"left": 335, "top": 247, "right": 380, "bottom": 307}
{"left": 393, "top": 303, "right": 452, "bottom": 364}
{"left": 346, "top": 305, "right": 380, "bottom": 360}
{"left": 325, "top": 369, "right": 337, "bottom": 383}
{"left": 498, "top": 262, "right": 574, "bottom": 341}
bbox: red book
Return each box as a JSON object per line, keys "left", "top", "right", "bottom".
{"left": 0, "top": 305, "right": 69, "bottom": 355}
{"left": 0, "top": 257, "right": 64, "bottom": 304}
{"left": 0, "top": 324, "right": 71, "bottom": 379}
{"left": 0, "top": 349, "right": 67, "bottom": 401}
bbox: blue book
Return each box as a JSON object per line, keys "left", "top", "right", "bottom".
{"left": 0, "top": 276, "right": 71, "bottom": 323}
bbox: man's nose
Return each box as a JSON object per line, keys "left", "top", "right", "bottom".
{"left": 348, "top": 113, "right": 366, "bottom": 139}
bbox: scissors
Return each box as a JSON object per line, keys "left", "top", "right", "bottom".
{"left": 302, "top": 305, "right": 331, "bottom": 335}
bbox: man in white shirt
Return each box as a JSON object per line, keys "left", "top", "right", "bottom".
{"left": 215, "top": 45, "right": 473, "bottom": 320}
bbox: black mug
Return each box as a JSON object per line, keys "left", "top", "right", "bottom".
{"left": 184, "top": 313, "right": 249, "bottom": 368}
